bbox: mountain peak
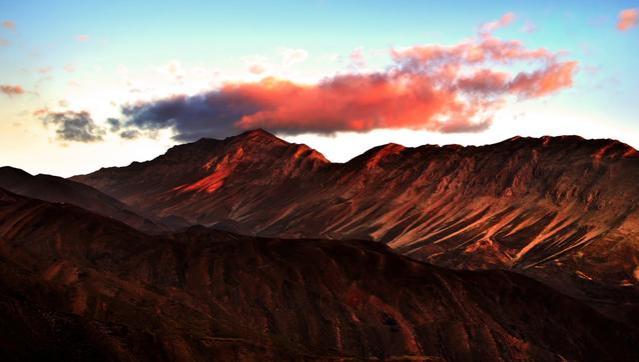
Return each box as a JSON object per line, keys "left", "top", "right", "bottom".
{"left": 0, "top": 166, "right": 32, "bottom": 177}
{"left": 232, "top": 128, "right": 284, "bottom": 143}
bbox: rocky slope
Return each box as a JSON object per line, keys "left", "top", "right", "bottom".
{"left": 0, "top": 188, "right": 636, "bottom": 360}
{"left": 0, "top": 166, "right": 161, "bottom": 232}
{"left": 72, "top": 130, "right": 639, "bottom": 307}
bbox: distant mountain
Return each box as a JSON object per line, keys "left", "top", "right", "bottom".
{"left": 72, "top": 131, "right": 639, "bottom": 311}
{"left": 0, "top": 187, "right": 635, "bottom": 360}
{"left": 0, "top": 166, "right": 161, "bottom": 232}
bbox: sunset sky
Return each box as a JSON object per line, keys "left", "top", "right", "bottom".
{"left": 1, "top": 0, "right": 638, "bottom": 176}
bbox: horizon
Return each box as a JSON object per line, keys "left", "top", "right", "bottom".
{"left": 5, "top": 129, "right": 637, "bottom": 178}
{"left": 1, "top": 1, "right": 638, "bottom": 177}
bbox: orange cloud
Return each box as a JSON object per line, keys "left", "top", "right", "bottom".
{"left": 122, "top": 36, "right": 577, "bottom": 139}
{"left": 2, "top": 20, "right": 15, "bottom": 31}
{"left": 618, "top": 9, "right": 638, "bottom": 31}
{"left": 239, "top": 37, "right": 575, "bottom": 134}
{"left": 509, "top": 61, "right": 578, "bottom": 97}
{"left": 0, "top": 84, "right": 25, "bottom": 97}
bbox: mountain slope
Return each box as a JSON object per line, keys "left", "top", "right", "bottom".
{"left": 0, "top": 166, "right": 162, "bottom": 232}
{"left": 72, "top": 129, "right": 328, "bottom": 223}
{"left": 72, "top": 131, "right": 639, "bottom": 300}
{"left": 0, "top": 187, "right": 636, "bottom": 360}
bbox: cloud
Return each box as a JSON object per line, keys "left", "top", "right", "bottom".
{"left": 64, "top": 64, "right": 76, "bottom": 73}
{"left": 349, "top": 47, "right": 367, "bottom": 68}
{"left": 480, "top": 12, "right": 516, "bottom": 34}
{"left": 617, "top": 9, "right": 638, "bottom": 31}
{"left": 121, "top": 92, "right": 255, "bottom": 141}
{"left": 2, "top": 20, "right": 15, "bottom": 31}
{"left": 0, "top": 38, "right": 9, "bottom": 46}
{"left": 42, "top": 111, "right": 105, "bottom": 142}
{"left": 37, "top": 66, "right": 52, "bottom": 74}
{"left": 248, "top": 63, "right": 266, "bottom": 75}
{"left": 280, "top": 48, "right": 308, "bottom": 66}
{"left": 508, "top": 61, "right": 577, "bottom": 97}
{"left": 33, "top": 107, "right": 49, "bottom": 117}
{"left": 119, "top": 129, "right": 141, "bottom": 139}
{"left": 157, "top": 60, "right": 185, "bottom": 80}
{"left": 118, "top": 34, "right": 576, "bottom": 141}
{"left": 0, "top": 84, "right": 25, "bottom": 96}
{"left": 107, "top": 118, "right": 121, "bottom": 132}
{"left": 75, "top": 34, "right": 90, "bottom": 42}
{"left": 244, "top": 55, "right": 269, "bottom": 75}
{"left": 521, "top": 21, "right": 537, "bottom": 33}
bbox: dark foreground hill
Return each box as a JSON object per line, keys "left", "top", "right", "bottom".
{"left": 0, "top": 166, "right": 161, "bottom": 232}
{"left": 0, "top": 188, "right": 636, "bottom": 360}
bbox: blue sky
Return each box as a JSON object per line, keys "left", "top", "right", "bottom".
{"left": 0, "top": 0, "right": 638, "bottom": 176}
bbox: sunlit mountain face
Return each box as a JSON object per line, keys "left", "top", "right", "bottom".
{"left": 1, "top": 1, "right": 638, "bottom": 360}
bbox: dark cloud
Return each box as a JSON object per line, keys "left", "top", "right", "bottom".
{"left": 119, "top": 35, "right": 577, "bottom": 141}
{"left": 122, "top": 93, "right": 261, "bottom": 141}
{"left": 42, "top": 111, "right": 105, "bottom": 143}
{"left": 107, "top": 118, "right": 121, "bottom": 132}
{"left": 119, "top": 129, "right": 141, "bottom": 139}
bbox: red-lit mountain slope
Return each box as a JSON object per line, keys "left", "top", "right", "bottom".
{"left": 0, "top": 188, "right": 636, "bottom": 360}
{"left": 72, "top": 130, "right": 639, "bottom": 295}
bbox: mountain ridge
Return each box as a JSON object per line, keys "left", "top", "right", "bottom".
{"left": 70, "top": 131, "right": 639, "bottom": 321}
{"left": 0, "top": 166, "right": 162, "bottom": 232}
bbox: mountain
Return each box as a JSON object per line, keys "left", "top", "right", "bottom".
{"left": 0, "top": 166, "right": 162, "bottom": 233}
{"left": 0, "top": 187, "right": 636, "bottom": 360}
{"left": 71, "top": 131, "right": 639, "bottom": 314}
{"left": 72, "top": 129, "right": 328, "bottom": 223}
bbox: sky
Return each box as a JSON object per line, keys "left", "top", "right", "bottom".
{"left": 0, "top": 0, "right": 638, "bottom": 177}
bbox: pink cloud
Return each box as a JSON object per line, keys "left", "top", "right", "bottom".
{"left": 122, "top": 35, "right": 578, "bottom": 139}
{"left": 349, "top": 47, "right": 367, "bottom": 68}
{"left": 480, "top": 12, "right": 517, "bottom": 34}
{"left": 617, "top": 8, "right": 638, "bottom": 31}
{"left": 2, "top": 20, "right": 15, "bottom": 31}
{"left": 75, "top": 34, "right": 90, "bottom": 42}
{"left": 248, "top": 63, "right": 266, "bottom": 75}
{"left": 232, "top": 37, "right": 576, "bottom": 134}
{"left": 1, "top": 84, "right": 25, "bottom": 97}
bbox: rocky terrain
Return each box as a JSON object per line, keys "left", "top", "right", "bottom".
{"left": 71, "top": 130, "right": 639, "bottom": 321}
{"left": 0, "top": 188, "right": 636, "bottom": 361}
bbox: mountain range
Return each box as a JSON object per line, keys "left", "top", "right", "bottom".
{"left": 69, "top": 130, "right": 639, "bottom": 321}
{"left": 2, "top": 129, "right": 638, "bottom": 359}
